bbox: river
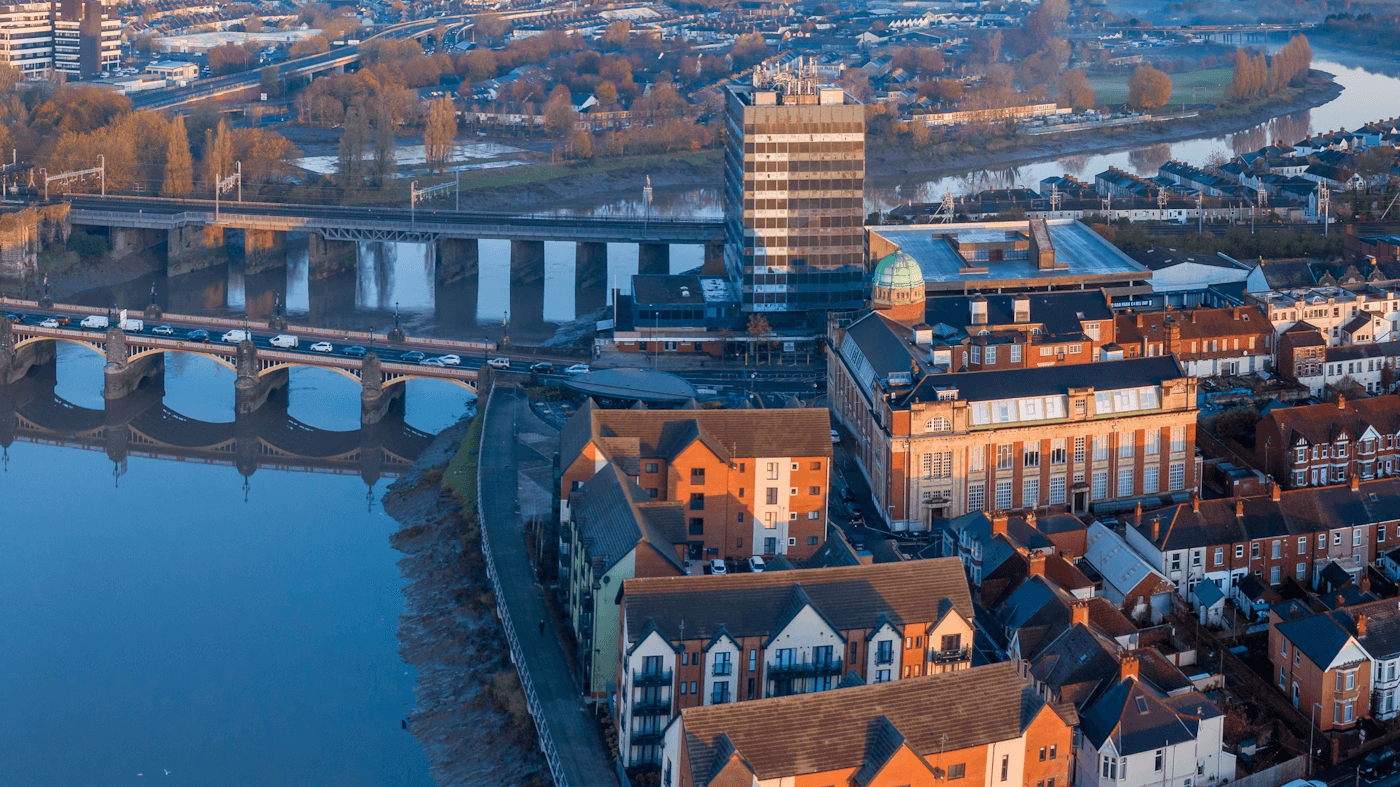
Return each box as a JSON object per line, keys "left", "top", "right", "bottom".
{"left": 0, "top": 345, "right": 475, "bottom": 786}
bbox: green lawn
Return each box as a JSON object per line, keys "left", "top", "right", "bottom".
{"left": 1088, "top": 67, "right": 1234, "bottom": 107}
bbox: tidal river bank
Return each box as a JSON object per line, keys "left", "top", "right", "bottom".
{"left": 384, "top": 415, "right": 550, "bottom": 787}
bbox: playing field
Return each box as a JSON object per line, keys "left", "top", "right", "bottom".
{"left": 1088, "top": 67, "right": 1233, "bottom": 107}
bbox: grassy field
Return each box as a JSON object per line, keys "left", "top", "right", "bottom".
{"left": 1088, "top": 67, "right": 1234, "bottom": 107}
{"left": 442, "top": 411, "right": 484, "bottom": 513}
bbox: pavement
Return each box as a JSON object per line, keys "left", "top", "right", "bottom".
{"left": 479, "top": 385, "right": 620, "bottom": 787}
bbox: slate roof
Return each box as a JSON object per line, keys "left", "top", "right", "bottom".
{"left": 1115, "top": 306, "right": 1271, "bottom": 348}
{"left": 1084, "top": 522, "right": 1172, "bottom": 597}
{"left": 622, "top": 558, "right": 973, "bottom": 645}
{"left": 1193, "top": 579, "right": 1225, "bottom": 608}
{"left": 1276, "top": 611, "right": 1358, "bottom": 668}
{"left": 571, "top": 463, "right": 688, "bottom": 575}
{"left": 1279, "top": 597, "right": 1400, "bottom": 669}
{"left": 679, "top": 661, "right": 1075, "bottom": 785}
{"left": 922, "top": 291, "right": 1112, "bottom": 340}
{"left": 898, "top": 357, "right": 1187, "bottom": 406}
{"left": 1079, "top": 677, "right": 1219, "bottom": 755}
{"left": 1131, "top": 247, "right": 1250, "bottom": 272}
{"left": 561, "top": 406, "right": 833, "bottom": 471}
{"left": 1260, "top": 398, "right": 1400, "bottom": 449}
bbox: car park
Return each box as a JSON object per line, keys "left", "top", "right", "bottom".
{"left": 438, "top": 354, "right": 461, "bottom": 366}
{"left": 309, "top": 341, "right": 333, "bottom": 353}
{"left": 152, "top": 325, "right": 175, "bottom": 336}
{"left": 708, "top": 559, "right": 727, "bottom": 576}
{"left": 487, "top": 357, "right": 510, "bottom": 369}
{"left": 530, "top": 362, "right": 553, "bottom": 373}
{"left": 400, "top": 350, "right": 425, "bottom": 362}
{"left": 342, "top": 346, "right": 367, "bottom": 357}
{"left": 747, "top": 556, "right": 766, "bottom": 573}
{"left": 187, "top": 329, "right": 209, "bottom": 342}
{"left": 564, "top": 363, "right": 590, "bottom": 375}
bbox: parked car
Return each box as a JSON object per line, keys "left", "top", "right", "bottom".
{"left": 186, "top": 329, "right": 209, "bottom": 342}
{"left": 269, "top": 334, "right": 298, "bottom": 349}
{"left": 708, "top": 559, "right": 727, "bottom": 576}
{"left": 342, "top": 346, "right": 367, "bottom": 357}
{"left": 221, "top": 329, "right": 251, "bottom": 343}
{"left": 152, "top": 325, "right": 175, "bottom": 336}
{"left": 564, "top": 363, "right": 590, "bottom": 375}
{"left": 746, "top": 556, "right": 766, "bottom": 573}
{"left": 309, "top": 341, "right": 334, "bottom": 353}
{"left": 400, "top": 350, "right": 425, "bottom": 362}
{"left": 487, "top": 357, "right": 511, "bottom": 369}
{"left": 530, "top": 362, "right": 553, "bottom": 373}
{"left": 437, "top": 354, "right": 461, "bottom": 366}
{"left": 1360, "top": 748, "right": 1396, "bottom": 779}
{"left": 831, "top": 429, "right": 841, "bottom": 443}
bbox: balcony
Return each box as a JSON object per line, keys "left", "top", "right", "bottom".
{"left": 712, "top": 663, "right": 732, "bottom": 677}
{"left": 930, "top": 647, "right": 970, "bottom": 664}
{"left": 875, "top": 653, "right": 894, "bottom": 666}
{"left": 767, "top": 657, "right": 843, "bottom": 678}
{"left": 631, "top": 729, "right": 665, "bottom": 746}
{"left": 631, "top": 699, "right": 672, "bottom": 716}
{"left": 633, "top": 668, "right": 673, "bottom": 686}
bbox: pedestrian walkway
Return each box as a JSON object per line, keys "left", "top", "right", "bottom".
{"left": 478, "top": 385, "right": 620, "bottom": 787}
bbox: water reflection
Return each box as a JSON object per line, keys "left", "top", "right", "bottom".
{"left": 1128, "top": 144, "right": 1172, "bottom": 177}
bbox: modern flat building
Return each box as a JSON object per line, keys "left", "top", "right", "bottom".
{"left": 723, "top": 61, "right": 866, "bottom": 314}
{"left": 0, "top": 0, "right": 117, "bottom": 77}
{"left": 559, "top": 401, "right": 834, "bottom": 563}
{"left": 616, "top": 558, "right": 974, "bottom": 766}
{"left": 663, "top": 660, "right": 1076, "bottom": 787}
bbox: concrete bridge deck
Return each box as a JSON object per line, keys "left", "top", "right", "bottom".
{"left": 66, "top": 195, "right": 727, "bottom": 245}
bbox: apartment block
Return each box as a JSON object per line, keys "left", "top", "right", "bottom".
{"left": 617, "top": 558, "right": 974, "bottom": 766}
{"left": 1255, "top": 395, "right": 1400, "bottom": 488}
{"left": 663, "top": 660, "right": 1076, "bottom": 787}
{"left": 827, "top": 352, "right": 1199, "bottom": 529}
{"left": 723, "top": 62, "right": 866, "bottom": 313}
{"left": 1249, "top": 285, "right": 1400, "bottom": 346}
{"left": 0, "top": 0, "right": 118, "bottom": 78}
{"left": 1114, "top": 306, "right": 1273, "bottom": 377}
{"left": 559, "top": 401, "right": 834, "bottom": 562}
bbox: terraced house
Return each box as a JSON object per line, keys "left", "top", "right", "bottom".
{"left": 1255, "top": 396, "right": 1400, "bottom": 489}
{"left": 662, "top": 660, "right": 1076, "bottom": 787}
{"left": 615, "top": 559, "right": 974, "bottom": 767}
{"left": 1269, "top": 597, "right": 1400, "bottom": 731}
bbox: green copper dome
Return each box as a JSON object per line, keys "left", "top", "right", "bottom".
{"left": 872, "top": 252, "right": 924, "bottom": 289}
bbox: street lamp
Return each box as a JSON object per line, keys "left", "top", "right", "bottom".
{"left": 1309, "top": 701, "right": 1323, "bottom": 777}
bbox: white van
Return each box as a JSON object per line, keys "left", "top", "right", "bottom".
{"left": 221, "top": 329, "right": 251, "bottom": 343}
{"left": 269, "top": 334, "right": 298, "bottom": 349}
{"left": 118, "top": 318, "right": 143, "bottom": 332}
{"left": 79, "top": 315, "right": 108, "bottom": 329}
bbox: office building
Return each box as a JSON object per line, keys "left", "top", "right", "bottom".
{"left": 0, "top": 0, "right": 118, "bottom": 77}
{"left": 723, "top": 61, "right": 866, "bottom": 314}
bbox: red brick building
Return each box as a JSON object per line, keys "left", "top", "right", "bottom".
{"left": 1255, "top": 395, "right": 1400, "bottom": 488}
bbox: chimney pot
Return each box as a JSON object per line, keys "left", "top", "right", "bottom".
{"left": 1152, "top": 519, "right": 1160, "bottom": 541}
{"left": 1271, "top": 482, "right": 1281, "bottom": 502}
{"left": 1028, "top": 551, "right": 1046, "bottom": 577}
{"left": 1072, "top": 599, "right": 1090, "bottom": 628}
{"left": 1339, "top": 393, "right": 1347, "bottom": 410}
{"left": 1359, "top": 612, "right": 1369, "bottom": 639}
{"left": 1351, "top": 474, "right": 1361, "bottom": 492}
{"left": 992, "top": 510, "right": 1009, "bottom": 536}
{"left": 1191, "top": 493, "right": 1200, "bottom": 513}
{"left": 1235, "top": 499, "right": 1245, "bottom": 518}
{"left": 1120, "top": 654, "right": 1140, "bottom": 682}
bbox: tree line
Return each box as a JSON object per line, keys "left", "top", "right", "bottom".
{"left": 1228, "top": 35, "right": 1312, "bottom": 100}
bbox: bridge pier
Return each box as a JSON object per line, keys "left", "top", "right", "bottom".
{"left": 510, "top": 240, "right": 545, "bottom": 337}
{"left": 234, "top": 339, "right": 288, "bottom": 415}
{"left": 0, "top": 320, "right": 56, "bottom": 385}
{"left": 308, "top": 234, "right": 357, "bottom": 279}
{"left": 575, "top": 241, "right": 608, "bottom": 316}
{"left": 103, "top": 328, "right": 164, "bottom": 400}
{"left": 639, "top": 242, "right": 670, "bottom": 276}
{"left": 167, "top": 224, "right": 227, "bottom": 276}
{"left": 359, "top": 353, "right": 404, "bottom": 426}
{"left": 241, "top": 228, "right": 287, "bottom": 275}
{"left": 437, "top": 237, "right": 478, "bottom": 286}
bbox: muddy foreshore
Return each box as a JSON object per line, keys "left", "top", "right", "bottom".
{"left": 383, "top": 419, "right": 550, "bottom": 787}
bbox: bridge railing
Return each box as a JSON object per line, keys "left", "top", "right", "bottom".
{"left": 475, "top": 387, "right": 570, "bottom": 787}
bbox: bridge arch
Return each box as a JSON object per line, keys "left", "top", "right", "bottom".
{"left": 381, "top": 374, "right": 477, "bottom": 393}
{"left": 256, "top": 361, "right": 362, "bottom": 384}
{"left": 15, "top": 335, "right": 105, "bottom": 357}
{"left": 127, "top": 347, "right": 239, "bottom": 374}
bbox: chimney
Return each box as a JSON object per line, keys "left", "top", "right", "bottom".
{"left": 1358, "top": 612, "right": 1369, "bottom": 639}
{"left": 992, "top": 510, "right": 1009, "bottom": 536}
{"left": 1190, "top": 310, "right": 1197, "bottom": 324}
{"left": 1362, "top": 575, "right": 1372, "bottom": 593}
{"left": 1351, "top": 474, "right": 1361, "bottom": 492}
{"left": 1136, "top": 312, "right": 1144, "bottom": 328}
{"left": 1028, "top": 551, "right": 1046, "bottom": 577}
{"left": 1338, "top": 394, "right": 1347, "bottom": 410}
{"left": 1120, "top": 654, "right": 1140, "bottom": 682}
{"left": 1135, "top": 500, "right": 1143, "bottom": 519}
{"left": 1233, "top": 307, "right": 1242, "bottom": 321}
{"left": 1191, "top": 492, "right": 1200, "bottom": 513}
{"left": 1235, "top": 498, "right": 1245, "bottom": 518}
{"left": 1072, "top": 599, "right": 1090, "bottom": 627}
{"left": 1271, "top": 482, "right": 1281, "bottom": 502}
{"left": 1026, "top": 509, "right": 1037, "bottom": 528}
{"left": 1151, "top": 519, "right": 1160, "bottom": 542}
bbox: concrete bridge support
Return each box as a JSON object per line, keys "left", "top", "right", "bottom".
{"left": 0, "top": 320, "right": 56, "bottom": 385}
{"left": 167, "top": 224, "right": 227, "bottom": 276}
{"left": 510, "top": 240, "right": 545, "bottom": 336}
{"left": 241, "top": 228, "right": 287, "bottom": 275}
{"left": 639, "top": 242, "right": 670, "bottom": 276}
{"left": 234, "top": 340, "right": 288, "bottom": 416}
{"left": 575, "top": 242, "right": 608, "bottom": 316}
{"left": 308, "top": 234, "right": 357, "bottom": 279}
{"left": 359, "top": 353, "right": 403, "bottom": 426}
{"left": 103, "top": 328, "right": 164, "bottom": 400}
{"left": 107, "top": 226, "right": 164, "bottom": 261}
{"left": 437, "top": 237, "right": 479, "bottom": 286}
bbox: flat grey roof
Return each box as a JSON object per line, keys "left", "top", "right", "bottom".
{"left": 564, "top": 368, "right": 698, "bottom": 404}
{"left": 869, "top": 220, "right": 1148, "bottom": 290}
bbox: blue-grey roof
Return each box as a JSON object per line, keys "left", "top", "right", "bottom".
{"left": 900, "top": 357, "right": 1185, "bottom": 406}
{"left": 870, "top": 220, "right": 1146, "bottom": 290}
{"left": 1276, "top": 614, "right": 1355, "bottom": 669}
{"left": 1193, "top": 579, "right": 1225, "bottom": 608}
{"left": 1079, "top": 679, "right": 1202, "bottom": 755}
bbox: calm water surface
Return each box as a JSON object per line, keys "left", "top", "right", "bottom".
{"left": 0, "top": 345, "right": 475, "bottom": 786}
